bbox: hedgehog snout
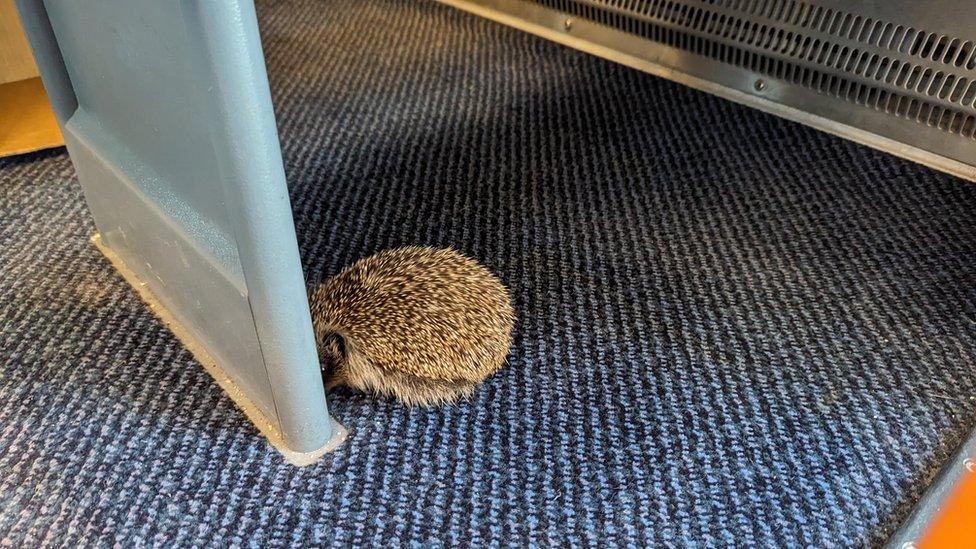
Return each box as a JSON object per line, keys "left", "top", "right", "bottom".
{"left": 318, "top": 331, "right": 349, "bottom": 389}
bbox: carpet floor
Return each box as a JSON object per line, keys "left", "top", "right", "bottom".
{"left": 2, "top": 0, "right": 976, "bottom": 546}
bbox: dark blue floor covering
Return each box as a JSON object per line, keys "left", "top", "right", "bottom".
{"left": 2, "top": 0, "right": 975, "bottom": 545}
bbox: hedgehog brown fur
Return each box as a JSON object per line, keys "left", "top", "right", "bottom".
{"left": 308, "top": 246, "right": 515, "bottom": 406}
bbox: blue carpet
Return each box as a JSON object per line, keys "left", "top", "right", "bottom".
{"left": 2, "top": 0, "right": 976, "bottom": 545}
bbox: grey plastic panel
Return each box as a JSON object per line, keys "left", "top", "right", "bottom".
{"left": 45, "top": 0, "right": 245, "bottom": 283}
{"left": 16, "top": 0, "right": 334, "bottom": 454}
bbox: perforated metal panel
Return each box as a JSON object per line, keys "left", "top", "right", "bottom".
{"left": 440, "top": 0, "right": 976, "bottom": 180}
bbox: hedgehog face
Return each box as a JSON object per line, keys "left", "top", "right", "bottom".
{"left": 317, "top": 331, "right": 349, "bottom": 389}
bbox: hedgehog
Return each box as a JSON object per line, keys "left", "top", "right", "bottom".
{"left": 308, "top": 246, "right": 515, "bottom": 406}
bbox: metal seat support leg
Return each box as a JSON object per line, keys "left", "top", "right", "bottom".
{"left": 16, "top": 0, "right": 344, "bottom": 463}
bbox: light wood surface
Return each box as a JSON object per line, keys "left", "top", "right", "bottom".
{"left": 0, "top": 77, "right": 63, "bottom": 157}
{"left": 1, "top": 0, "right": 39, "bottom": 85}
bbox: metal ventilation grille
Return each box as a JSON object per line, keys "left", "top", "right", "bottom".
{"left": 532, "top": 0, "right": 976, "bottom": 139}
{"left": 440, "top": 0, "right": 976, "bottom": 180}
{"left": 712, "top": 0, "right": 976, "bottom": 70}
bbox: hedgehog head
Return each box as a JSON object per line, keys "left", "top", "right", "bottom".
{"left": 316, "top": 329, "right": 349, "bottom": 389}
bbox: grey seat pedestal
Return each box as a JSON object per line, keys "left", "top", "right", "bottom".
{"left": 16, "top": 0, "right": 344, "bottom": 464}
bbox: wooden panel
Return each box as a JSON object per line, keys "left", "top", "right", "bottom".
{"left": 0, "top": 0, "right": 39, "bottom": 84}
{"left": 0, "top": 77, "right": 63, "bottom": 157}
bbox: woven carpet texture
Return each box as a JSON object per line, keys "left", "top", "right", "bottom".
{"left": 2, "top": 0, "right": 976, "bottom": 546}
